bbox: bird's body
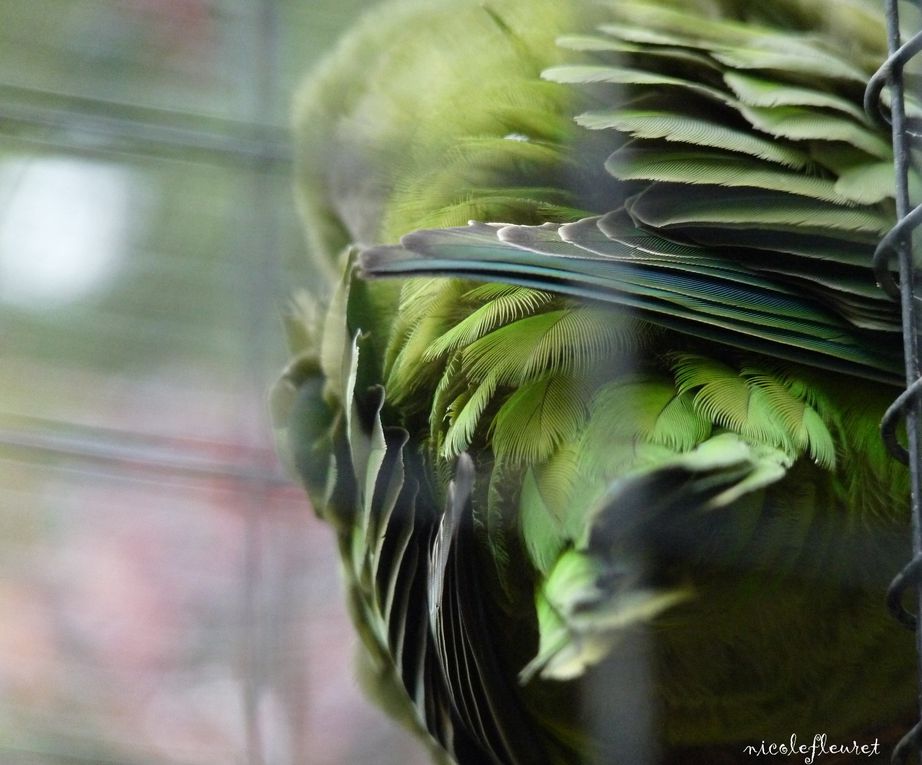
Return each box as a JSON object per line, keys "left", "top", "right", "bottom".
{"left": 275, "top": 0, "right": 919, "bottom": 761}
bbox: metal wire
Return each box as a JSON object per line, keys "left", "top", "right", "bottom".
{"left": 0, "top": 419, "right": 289, "bottom": 486}
{"left": 865, "top": 2, "right": 922, "bottom": 762}
{"left": 239, "top": 3, "right": 284, "bottom": 764}
{"left": 0, "top": 85, "right": 292, "bottom": 167}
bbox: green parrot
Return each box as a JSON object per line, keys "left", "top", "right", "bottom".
{"left": 273, "top": 0, "right": 922, "bottom": 761}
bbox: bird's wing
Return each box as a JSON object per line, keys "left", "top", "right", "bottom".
{"left": 361, "top": 214, "right": 901, "bottom": 382}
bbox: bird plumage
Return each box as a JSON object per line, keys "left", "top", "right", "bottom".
{"left": 275, "top": 0, "right": 919, "bottom": 761}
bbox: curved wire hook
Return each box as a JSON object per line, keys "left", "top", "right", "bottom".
{"left": 888, "top": 555, "right": 922, "bottom": 630}
{"left": 892, "top": 719, "right": 922, "bottom": 765}
{"left": 873, "top": 204, "right": 922, "bottom": 303}
{"left": 865, "top": 29, "right": 922, "bottom": 135}
{"left": 881, "top": 378, "right": 922, "bottom": 465}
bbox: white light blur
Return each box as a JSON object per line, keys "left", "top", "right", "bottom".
{"left": 0, "top": 156, "right": 136, "bottom": 309}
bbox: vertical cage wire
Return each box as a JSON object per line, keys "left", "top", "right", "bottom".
{"left": 239, "top": 2, "right": 282, "bottom": 763}
{"left": 865, "top": 1, "right": 922, "bottom": 761}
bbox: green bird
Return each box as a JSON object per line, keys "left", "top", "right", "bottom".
{"left": 273, "top": 0, "right": 921, "bottom": 761}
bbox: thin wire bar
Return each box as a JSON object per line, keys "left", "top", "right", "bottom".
{"left": 238, "top": 1, "right": 286, "bottom": 763}
{"left": 0, "top": 424, "right": 289, "bottom": 485}
{"left": 0, "top": 86, "right": 292, "bottom": 166}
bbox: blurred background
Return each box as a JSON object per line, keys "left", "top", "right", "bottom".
{"left": 0, "top": 1, "right": 428, "bottom": 763}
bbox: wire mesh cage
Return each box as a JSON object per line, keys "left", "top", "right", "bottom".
{"left": 867, "top": 0, "right": 922, "bottom": 760}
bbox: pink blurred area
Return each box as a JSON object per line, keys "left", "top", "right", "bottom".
{"left": 0, "top": 445, "right": 429, "bottom": 764}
